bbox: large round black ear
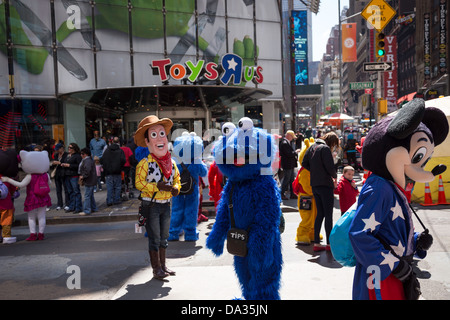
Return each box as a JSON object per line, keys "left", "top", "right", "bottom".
{"left": 387, "top": 98, "right": 425, "bottom": 139}
{"left": 422, "top": 107, "right": 449, "bottom": 146}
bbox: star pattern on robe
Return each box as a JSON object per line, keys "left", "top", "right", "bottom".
{"left": 362, "top": 212, "right": 381, "bottom": 232}
{"left": 390, "top": 240, "right": 405, "bottom": 257}
{"left": 380, "top": 251, "right": 399, "bottom": 271}
{"left": 391, "top": 200, "right": 404, "bottom": 221}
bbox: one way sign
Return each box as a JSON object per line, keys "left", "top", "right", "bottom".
{"left": 363, "top": 62, "right": 393, "bottom": 72}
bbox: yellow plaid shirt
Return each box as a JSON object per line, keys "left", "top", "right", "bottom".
{"left": 135, "top": 154, "right": 181, "bottom": 202}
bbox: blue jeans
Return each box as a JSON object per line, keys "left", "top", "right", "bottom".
{"left": 143, "top": 202, "right": 171, "bottom": 251}
{"left": 83, "top": 185, "right": 97, "bottom": 214}
{"left": 66, "top": 176, "right": 82, "bottom": 211}
{"left": 105, "top": 174, "right": 122, "bottom": 205}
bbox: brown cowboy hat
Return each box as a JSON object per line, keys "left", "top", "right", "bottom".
{"left": 134, "top": 115, "right": 173, "bottom": 147}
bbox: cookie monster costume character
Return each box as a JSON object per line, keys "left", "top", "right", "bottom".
{"left": 295, "top": 137, "right": 318, "bottom": 245}
{"left": 206, "top": 117, "right": 282, "bottom": 300}
{"left": 0, "top": 149, "right": 19, "bottom": 244}
{"left": 169, "top": 132, "right": 208, "bottom": 241}
{"left": 349, "top": 99, "right": 449, "bottom": 300}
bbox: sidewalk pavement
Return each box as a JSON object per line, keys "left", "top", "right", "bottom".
{"left": 12, "top": 184, "right": 300, "bottom": 227}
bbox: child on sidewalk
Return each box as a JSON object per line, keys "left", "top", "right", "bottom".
{"left": 94, "top": 156, "right": 103, "bottom": 192}
{"left": 334, "top": 166, "right": 359, "bottom": 214}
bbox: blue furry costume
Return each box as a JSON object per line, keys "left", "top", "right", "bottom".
{"left": 169, "top": 134, "right": 207, "bottom": 241}
{"left": 206, "top": 118, "right": 283, "bottom": 300}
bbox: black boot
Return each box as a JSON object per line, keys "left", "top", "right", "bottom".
{"left": 159, "top": 247, "right": 176, "bottom": 276}
{"left": 149, "top": 250, "right": 169, "bottom": 280}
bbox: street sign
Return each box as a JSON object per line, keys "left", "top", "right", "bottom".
{"left": 361, "top": 0, "right": 396, "bottom": 31}
{"left": 363, "top": 62, "right": 393, "bottom": 72}
{"left": 349, "top": 82, "right": 375, "bottom": 90}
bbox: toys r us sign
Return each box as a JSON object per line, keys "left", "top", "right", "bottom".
{"left": 151, "top": 53, "right": 263, "bottom": 85}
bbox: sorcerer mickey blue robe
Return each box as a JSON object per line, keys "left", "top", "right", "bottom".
{"left": 348, "top": 174, "right": 427, "bottom": 300}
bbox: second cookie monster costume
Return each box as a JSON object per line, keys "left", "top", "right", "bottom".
{"left": 206, "top": 117, "right": 282, "bottom": 300}
{"left": 169, "top": 133, "right": 207, "bottom": 241}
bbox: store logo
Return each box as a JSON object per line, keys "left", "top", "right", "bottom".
{"left": 151, "top": 53, "right": 263, "bottom": 85}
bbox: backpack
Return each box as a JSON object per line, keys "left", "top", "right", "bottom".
{"left": 292, "top": 168, "right": 302, "bottom": 195}
{"left": 33, "top": 173, "right": 50, "bottom": 197}
{"left": 0, "top": 180, "right": 8, "bottom": 200}
{"left": 179, "top": 163, "right": 194, "bottom": 195}
{"left": 329, "top": 202, "right": 358, "bottom": 267}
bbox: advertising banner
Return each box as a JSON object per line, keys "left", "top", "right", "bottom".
{"left": 292, "top": 10, "right": 308, "bottom": 85}
{"left": 342, "top": 23, "right": 357, "bottom": 62}
{"left": 384, "top": 35, "right": 398, "bottom": 112}
{"left": 424, "top": 13, "right": 431, "bottom": 81}
{"left": 439, "top": 0, "right": 447, "bottom": 74}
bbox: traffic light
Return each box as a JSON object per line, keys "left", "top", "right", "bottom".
{"left": 309, "top": 0, "right": 320, "bottom": 14}
{"left": 375, "top": 31, "right": 385, "bottom": 59}
{"left": 378, "top": 99, "right": 387, "bottom": 114}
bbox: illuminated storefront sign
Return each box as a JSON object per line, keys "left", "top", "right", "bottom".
{"left": 151, "top": 53, "right": 263, "bottom": 85}
{"left": 292, "top": 10, "right": 308, "bottom": 85}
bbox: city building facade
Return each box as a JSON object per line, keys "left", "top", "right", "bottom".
{"left": 0, "top": 0, "right": 284, "bottom": 151}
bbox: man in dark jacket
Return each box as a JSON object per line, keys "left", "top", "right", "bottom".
{"left": 301, "top": 132, "right": 339, "bottom": 251}
{"left": 79, "top": 148, "right": 97, "bottom": 215}
{"left": 51, "top": 143, "right": 69, "bottom": 210}
{"left": 100, "top": 137, "right": 126, "bottom": 206}
{"left": 279, "top": 130, "right": 298, "bottom": 200}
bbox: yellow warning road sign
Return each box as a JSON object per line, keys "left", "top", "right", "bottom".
{"left": 361, "top": 0, "right": 396, "bottom": 31}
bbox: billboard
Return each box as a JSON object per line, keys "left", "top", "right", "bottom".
{"left": 292, "top": 10, "right": 308, "bottom": 85}
{"left": 0, "top": 0, "right": 282, "bottom": 98}
{"left": 384, "top": 35, "right": 398, "bottom": 112}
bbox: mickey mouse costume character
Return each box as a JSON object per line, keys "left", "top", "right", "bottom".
{"left": 349, "top": 99, "right": 449, "bottom": 300}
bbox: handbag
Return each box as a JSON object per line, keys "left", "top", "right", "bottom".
{"left": 50, "top": 166, "right": 57, "bottom": 179}
{"left": 299, "top": 195, "right": 312, "bottom": 210}
{"left": 226, "top": 184, "right": 249, "bottom": 257}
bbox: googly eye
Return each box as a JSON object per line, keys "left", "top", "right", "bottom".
{"left": 412, "top": 147, "right": 427, "bottom": 164}
{"left": 222, "top": 122, "right": 236, "bottom": 137}
{"left": 238, "top": 117, "right": 253, "bottom": 131}
{"left": 150, "top": 131, "right": 158, "bottom": 139}
{"left": 159, "top": 130, "right": 166, "bottom": 137}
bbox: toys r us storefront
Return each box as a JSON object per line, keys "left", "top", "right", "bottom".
{"left": 0, "top": 0, "right": 284, "bottom": 151}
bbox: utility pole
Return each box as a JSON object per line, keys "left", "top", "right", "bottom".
{"left": 338, "top": 0, "right": 342, "bottom": 113}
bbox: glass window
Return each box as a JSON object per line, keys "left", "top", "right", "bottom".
{"left": 227, "top": 0, "right": 253, "bottom": 19}
{"left": 227, "top": 18, "right": 254, "bottom": 58}
{"left": 0, "top": 99, "right": 63, "bottom": 152}
{"left": 255, "top": 0, "right": 280, "bottom": 22}
{"left": 0, "top": 45, "right": 9, "bottom": 96}
{"left": 53, "top": 0, "right": 96, "bottom": 50}
{"left": 12, "top": 45, "right": 55, "bottom": 97}
{"left": 94, "top": 2, "right": 130, "bottom": 52}
{"left": 131, "top": 7, "right": 164, "bottom": 53}
{"left": 57, "top": 47, "right": 95, "bottom": 94}
{"left": 96, "top": 50, "right": 131, "bottom": 88}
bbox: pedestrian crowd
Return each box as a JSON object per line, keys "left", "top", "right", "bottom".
{"left": 0, "top": 130, "right": 138, "bottom": 243}
{"left": 1, "top": 123, "right": 366, "bottom": 250}
{"left": 278, "top": 126, "right": 366, "bottom": 251}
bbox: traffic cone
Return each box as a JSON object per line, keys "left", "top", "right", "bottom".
{"left": 437, "top": 175, "right": 450, "bottom": 205}
{"left": 420, "top": 182, "right": 437, "bottom": 206}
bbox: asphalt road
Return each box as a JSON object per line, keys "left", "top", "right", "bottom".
{"left": 1, "top": 202, "right": 449, "bottom": 301}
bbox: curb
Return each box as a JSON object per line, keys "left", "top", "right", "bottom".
{"left": 12, "top": 199, "right": 299, "bottom": 227}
